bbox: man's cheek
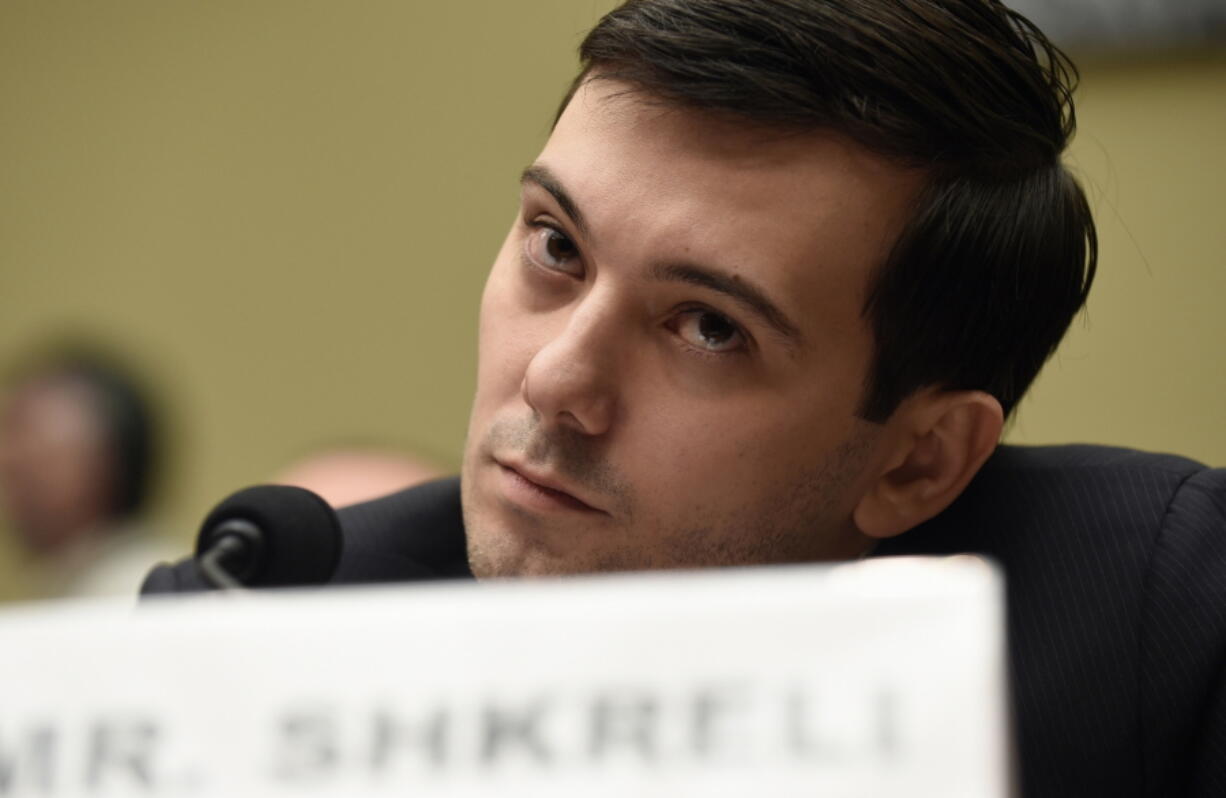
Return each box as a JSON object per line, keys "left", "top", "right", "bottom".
{"left": 626, "top": 425, "right": 738, "bottom": 502}
{"left": 475, "top": 313, "right": 521, "bottom": 396}
{"left": 481, "top": 334, "right": 532, "bottom": 404}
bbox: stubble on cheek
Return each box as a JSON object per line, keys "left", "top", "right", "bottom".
{"left": 644, "top": 427, "right": 879, "bottom": 569}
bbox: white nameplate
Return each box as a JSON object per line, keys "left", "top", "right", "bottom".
{"left": 0, "top": 557, "right": 1008, "bottom": 797}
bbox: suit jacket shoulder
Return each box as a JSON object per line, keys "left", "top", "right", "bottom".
{"left": 877, "top": 444, "right": 1226, "bottom": 797}
{"left": 1140, "top": 463, "right": 1226, "bottom": 796}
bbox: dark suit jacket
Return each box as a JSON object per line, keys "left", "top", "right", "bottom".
{"left": 143, "top": 444, "right": 1226, "bottom": 797}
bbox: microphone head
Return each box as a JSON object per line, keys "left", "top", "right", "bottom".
{"left": 195, "top": 485, "right": 342, "bottom": 587}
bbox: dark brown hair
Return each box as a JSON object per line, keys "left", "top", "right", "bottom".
{"left": 563, "top": 0, "right": 1097, "bottom": 420}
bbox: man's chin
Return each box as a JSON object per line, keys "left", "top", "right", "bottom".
{"left": 464, "top": 529, "right": 641, "bottom": 580}
{"left": 465, "top": 537, "right": 567, "bottom": 580}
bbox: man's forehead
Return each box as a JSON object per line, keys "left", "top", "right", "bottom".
{"left": 556, "top": 82, "right": 822, "bottom": 178}
{"left": 547, "top": 80, "right": 922, "bottom": 227}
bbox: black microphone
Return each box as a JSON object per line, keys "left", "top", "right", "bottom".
{"left": 193, "top": 485, "right": 342, "bottom": 589}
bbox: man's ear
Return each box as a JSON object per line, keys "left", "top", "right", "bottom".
{"left": 853, "top": 390, "right": 1003, "bottom": 539}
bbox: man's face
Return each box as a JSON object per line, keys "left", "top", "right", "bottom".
{"left": 461, "top": 79, "right": 923, "bottom": 578}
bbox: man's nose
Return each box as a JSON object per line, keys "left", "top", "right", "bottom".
{"left": 520, "top": 300, "right": 619, "bottom": 437}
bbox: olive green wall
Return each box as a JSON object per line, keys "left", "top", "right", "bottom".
{"left": 1010, "top": 52, "right": 1226, "bottom": 457}
{"left": 1, "top": 2, "right": 1222, "bottom": 600}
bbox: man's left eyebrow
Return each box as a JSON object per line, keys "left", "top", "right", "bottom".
{"left": 650, "top": 262, "right": 804, "bottom": 350}
{"left": 520, "top": 164, "right": 589, "bottom": 238}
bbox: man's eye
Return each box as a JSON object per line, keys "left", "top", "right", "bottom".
{"left": 524, "top": 224, "right": 582, "bottom": 276}
{"left": 674, "top": 309, "right": 746, "bottom": 354}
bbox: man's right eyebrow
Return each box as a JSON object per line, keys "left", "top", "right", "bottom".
{"left": 650, "top": 262, "right": 805, "bottom": 354}
{"left": 519, "top": 164, "right": 589, "bottom": 238}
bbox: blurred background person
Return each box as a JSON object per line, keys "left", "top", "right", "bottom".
{"left": 0, "top": 346, "right": 177, "bottom": 599}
